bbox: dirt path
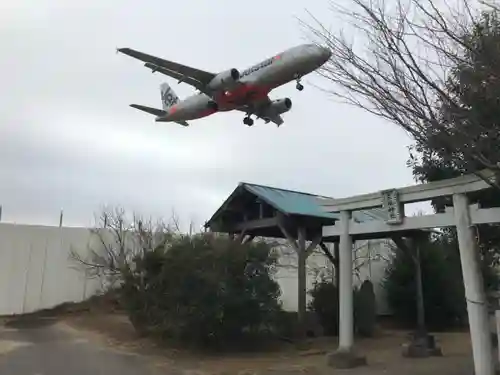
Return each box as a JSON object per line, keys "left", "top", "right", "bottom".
{"left": 0, "top": 316, "right": 168, "bottom": 375}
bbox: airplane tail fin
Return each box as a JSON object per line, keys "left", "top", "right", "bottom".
{"left": 160, "top": 82, "right": 180, "bottom": 110}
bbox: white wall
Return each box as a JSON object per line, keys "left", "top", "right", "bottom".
{"left": 274, "top": 239, "right": 392, "bottom": 315}
{"left": 274, "top": 250, "right": 333, "bottom": 311}
{"left": 0, "top": 223, "right": 392, "bottom": 316}
{"left": 0, "top": 223, "right": 102, "bottom": 315}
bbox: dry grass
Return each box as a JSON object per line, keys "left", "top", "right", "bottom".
{"left": 60, "top": 310, "right": 476, "bottom": 375}
{"left": 3, "top": 295, "right": 478, "bottom": 375}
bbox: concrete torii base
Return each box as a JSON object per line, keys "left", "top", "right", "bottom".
{"left": 401, "top": 332, "right": 443, "bottom": 358}
{"left": 326, "top": 349, "right": 367, "bottom": 369}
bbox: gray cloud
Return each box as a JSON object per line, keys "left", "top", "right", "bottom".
{"left": 0, "top": 0, "right": 427, "bottom": 229}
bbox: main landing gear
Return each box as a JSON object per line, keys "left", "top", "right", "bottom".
{"left": 243, "top": 116, "right": 254, "bottom": 126}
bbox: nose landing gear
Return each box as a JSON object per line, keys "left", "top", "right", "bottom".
{"left": 294, "top": 73, "right": 304, "bottom": 91}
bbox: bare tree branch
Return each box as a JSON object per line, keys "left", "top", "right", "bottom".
{"left": 69, "top": 206, "right": 178, "bottom": 290}
{"left": 300, "top": 0, "right": 500, "bottom": 186}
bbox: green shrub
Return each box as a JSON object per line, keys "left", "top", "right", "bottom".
{"left": 274, "top": 311, "right": 300, "bottom": 340}
{"left": 120, "top": 233, "right": 284, "bottom": 348}
{"left": 308, "top": 278, "right": 339, "bottom": 336}
{"left": 309, "top": 278, "right": 377, "bottom": 337}
{"left": 382, "top": 237, "right": 467, "bottom": 331}
{"left": 354, "top": 280, "right": 376, "bottom": 337}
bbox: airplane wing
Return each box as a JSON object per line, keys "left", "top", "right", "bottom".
{"left": 143, "top": 63, "right": 209, "bottom": 94}
{"left": 118, "top": 48, "right": 216, "bottom": 89}
{"left": 237, "top": 96, "right": 285, "bottom": 126}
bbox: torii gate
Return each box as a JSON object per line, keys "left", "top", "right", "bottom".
{"left": 318, "top": 170, "right": 500, "bottom": 375}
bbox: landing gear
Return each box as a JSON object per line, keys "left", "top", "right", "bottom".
{"left": 294, "top": 73, "right": 304, "bottom": 91}
{"left": 243, "top": 116, "right": 254, "bottom": 126}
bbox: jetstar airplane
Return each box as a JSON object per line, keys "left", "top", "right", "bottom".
{"left": 117, "top": 44, "right": 331, "bottom": 127}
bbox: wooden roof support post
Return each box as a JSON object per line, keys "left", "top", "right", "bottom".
{"left": 241, "top": 234, "right": 255, "bottom": 244}
{"left": 297, "top": 226, "right": 307, "bottom": 339}
{"left": 277, "top": 219, "right": 298, "bottom": 249}
{"left": 453, "top": 193, "right": 494, "bottom": 375}
{"left": 297, "top": 232, "right": 322, "bottom": 338}
{"left": 277, "top": 217, "right": 319, "bottom": 339}
{"left": 236, "top": 228, "right": 247, "bottom": 242}
{"left": 333, "top": 242, "right": 340, "bottom": 289}
{"left": 305, "top": 234, "right": 322, "bottom": 257}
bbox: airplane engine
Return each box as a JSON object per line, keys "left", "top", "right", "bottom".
{"left": 268, "top": 98, "right": 292, "bottom": 114}
{"left": 207, "top": 69, "right": 240, "bottom": 91}
{"left": 207, "top": 100, "right": 219, "bottom": 111}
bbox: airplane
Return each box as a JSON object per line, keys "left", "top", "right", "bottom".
{"left": 117, "top": 43, "right": 332, "bottom": 127}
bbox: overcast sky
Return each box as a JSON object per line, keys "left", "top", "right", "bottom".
{"left": 0, "top": 0, "right": 427, "bottom": 229}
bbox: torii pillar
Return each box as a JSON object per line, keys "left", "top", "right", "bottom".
{"left": 453, "top": 193, "right": 494, "bottom": 375}
{"left": 327, "top": 210, "right": 367, "bottom": 368}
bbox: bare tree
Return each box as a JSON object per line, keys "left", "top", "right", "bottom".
{"left": 69, "top": 206, "right": 176, "bottom": 290}
{"left": 272, "top": 237, "right": 390, "bottom": 285}
{"left": 300, "top": 0, "right": 500, "bottom": 186}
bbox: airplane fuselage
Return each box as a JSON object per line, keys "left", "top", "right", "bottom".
{"left": 155, "top": 44, "right": 331, "bottom": 123}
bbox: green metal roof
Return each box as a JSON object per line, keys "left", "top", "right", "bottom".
{"left": 205, "top": 181, "right": 387, "bottom": 230}
{"left": 242, "top": 182, "right": 338, "bottom": 219}
{"left": 238, "top": 182, "right": 385, "bottom": 223}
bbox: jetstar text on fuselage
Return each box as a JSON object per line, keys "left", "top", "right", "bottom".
{"left": 240, "top": 57, "right": 275, "bottom": 78}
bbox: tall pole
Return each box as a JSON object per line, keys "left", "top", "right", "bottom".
{"left": 453, "top": 193, "right": 494, "bottom": 375}
{"left": 338, "top": 210, "right": 353, "bottom": 351}
{"left": 414, "top": 239, "right": 426, "bottom": 336}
